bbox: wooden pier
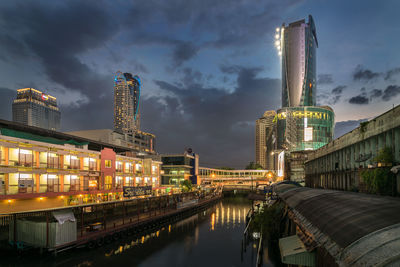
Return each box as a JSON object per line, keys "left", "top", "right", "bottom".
{"left": 1, "top": 191, "right": 222, "bottom": 254}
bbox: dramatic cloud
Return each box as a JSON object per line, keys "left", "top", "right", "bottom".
{"left": 382, "top": 85, "right": 400, "bottom": 102}
{"left": 353, "top": 65, "right": 381, "bottom": 82}
{"left": 0, "top": 1, "right": 116, "bottom": 101}
{"left": 318, "top": 74, "right": 334, "bottom": 85}
{"left": 349, "top": 95, "right": 369, "bottom": 105}
{"left": 141, "top": 67, "right": 280, "bottom": 168}
{"left": 385, "top": 67, "right": 400, "bottom": 81}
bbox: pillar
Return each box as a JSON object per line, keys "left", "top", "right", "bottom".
{"left": 35, "top": 174, "right": 40, "bottom": 193}
{"left": 35, "top": 151, "right": 40, "bottom": 168}
{"left": 5, "top": 173, "right": 9, "bottom": 194}
{"left": 60, "top": 174, "right": 64, "bottom": 192}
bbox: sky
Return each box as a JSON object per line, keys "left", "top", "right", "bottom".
{"left": 0, "top": 0, "right": 400, "bottom": 169}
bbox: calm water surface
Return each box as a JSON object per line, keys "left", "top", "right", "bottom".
{"left": 5, "top": 198, "right": 279, "bottom": 267}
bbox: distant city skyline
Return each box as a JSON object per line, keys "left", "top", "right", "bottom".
{"left": 0, "top": 1, "right": 400, "bottom": 168}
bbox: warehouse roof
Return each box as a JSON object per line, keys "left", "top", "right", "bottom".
{"left": 276, "top": 185, "right": 400, "bottom": 266}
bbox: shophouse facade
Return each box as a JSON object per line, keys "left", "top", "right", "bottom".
{"left": 0, "top": 120, "right": 161, "bottom": 213}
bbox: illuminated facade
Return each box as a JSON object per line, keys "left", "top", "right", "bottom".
{"left": 114, "top": 71, "right": 141, "bottom": 134}
{"left": 255, "top": 110, "right": 277, "bottom": 169}
{"left": 0, "top": 120, "right": 161, "bottom": 213}
{"left": 161, "top": 153, "right": 199, "bottom": 186}
{"left": 12, "top": 88, "right": 61, "bottom": 131}
{"left": 276, "top": 15, "right": 318, "bottom": 107}
{"left": 276, "top": 106, "right": 334, "bottom": 151}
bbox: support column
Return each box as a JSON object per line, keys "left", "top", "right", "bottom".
{"left": 35, "top": 174, "right": 40, "bottom": 193}
{"left": 60, "top": 175, "right": 64, "bottom": 192}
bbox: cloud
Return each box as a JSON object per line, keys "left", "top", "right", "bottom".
{"left": 0, "top": 88, "right": 15, "bottom": 120}
{"left": 353, "top": 65, "right": 381, "bottom": 82}
{"left": 385, "top": 67, "right": 400, "bottom": 81}
{"left": 318, "top": 74, "right": 333, "bottom": 85}
{"left": 141, "top": 66, "right": 280, "bottom": 168}
{"left": 349, "top": 95, "right": 369, "bottom": 105}
{"left": 318, "top": 85, "right": 346, "bottom": 105}
{"left": 171, "top": 41, "right": 199, "bottom": 67}
{"left": 369, "top": 89, "right": 382, "bottom": 99}
{"left": 331, "top": 85, "right": 346, "bottom": 95}
{"left": 382, "top": 85, "right": 400, "bottom": 101}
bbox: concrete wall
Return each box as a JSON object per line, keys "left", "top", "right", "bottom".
{"left": 305, "top": 105, "right": 400, "bottom": 192}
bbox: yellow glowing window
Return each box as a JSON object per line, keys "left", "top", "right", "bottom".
{"left": 105, "top": 160, "right": 112, "bottom": 168}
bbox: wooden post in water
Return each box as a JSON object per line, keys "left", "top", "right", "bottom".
{"left": 13, "top": 214, "right": 16, "bottom": 245}
{"left": 46, "top": 212, "right": 49, "bottom": 248}
{"left": 80, "top": 208, "right": 84, "bottom": 237}
{"left": 137, "top": 199, "right": 140, "bottom": 222}
{"left": 103, "top": 204, "right": 106, "bottom": 230}
{"left": 122, "top": 202, "right": 125, "bottom": 225}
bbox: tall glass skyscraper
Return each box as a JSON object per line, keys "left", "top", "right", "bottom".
{"left": 280, "top": 15, "right": 318, "bottom": 107}
{"left": 114, "top": 71, "right": 141, "bottom": 134}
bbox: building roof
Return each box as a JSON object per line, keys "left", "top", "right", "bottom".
{"left": 0, "top": 119, "right": 136, "bottom": 153}
{"left": 276, "top": 185, "right": 400, "bottom": 265}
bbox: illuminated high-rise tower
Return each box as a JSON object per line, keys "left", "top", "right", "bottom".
{"left": 114, "top": 71, "right": 141, "bottom": 134}
{"left": 275, "top": 15, "right": 318, "bottom": 107}
{"left": 12, "top": 88, "right": 60, "bottom": 131}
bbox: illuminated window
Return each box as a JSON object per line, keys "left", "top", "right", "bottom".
{"left": 105, "top": 160, "right": 112, "bottom": 168}
{"left": 304, "top": 127, "right": 313, "bottom": 141}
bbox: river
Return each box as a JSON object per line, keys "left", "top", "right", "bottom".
{"left": 4, "top": 197, "right": 280, "bottom": 267}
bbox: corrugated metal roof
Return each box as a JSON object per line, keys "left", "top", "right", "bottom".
{"left": 277, "top": 186, "right": 400, "bottom": 249}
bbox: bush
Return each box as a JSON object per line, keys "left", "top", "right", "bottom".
{"left": 361, "top": 167, "right": 395, "bottom": 196}
{"left": 250, "top": 203, "right": 284, "bottom": 241}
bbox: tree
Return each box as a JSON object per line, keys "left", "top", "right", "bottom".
{"left": 374, "top": 147, "right": 394, "bottom": 165}
{"left": 180, "top": 179, "right": 193, "bottom": 192}
{"left": 245, "top": 161, "right": 264, "bottom": 170}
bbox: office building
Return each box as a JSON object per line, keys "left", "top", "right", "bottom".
{"left": 114, "top": 71, "right": 141, "bottom": 134}
{"left": 12, "top": 88, "right": 60, "bottom": 131}
{"left": 161, "top": 152, "right": 199, "bottom": 186}
{"left": 276, "top": 106, "right": 334, "bottom": 151}
{"left": 255, "top": 110, "right": 277, "bottom": 169}
{"left": 276, "top": 15, "right": 318, "bottom": 107}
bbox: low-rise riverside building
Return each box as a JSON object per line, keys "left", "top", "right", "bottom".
{"left": 160, "top": 153, "right": 199, "bottom": 187}
{"left": 0, "top": 119, "right": 162, "bottom": 213}
{"left": 305, "top": 105, "right": 400, "bottom": 193}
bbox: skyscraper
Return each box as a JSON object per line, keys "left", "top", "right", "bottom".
{"left": 12, "top": 88, "right": 60, "bottom": 131}
{"left": 255, "top": 110, "right": 276, "bottom": 169}
{"left": 278, "top": 15, "right": 318, "bottom": 107}
{"left": 114, "top": 71, "right": 141, "bottom": 134}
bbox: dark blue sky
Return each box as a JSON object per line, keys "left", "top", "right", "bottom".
{"left": 0, "top": 0, "right": 399, "bottom": 168}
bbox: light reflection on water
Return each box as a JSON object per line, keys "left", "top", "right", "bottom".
{"left": 5, "top": 198, "right": 279, "bottom": 267}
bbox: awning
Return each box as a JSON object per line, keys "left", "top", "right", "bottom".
{"left": 52, "top": 210, "right": 76, "bottom": 225}
{"left": 279, "top": 235, "right": 315, "bottom": 267}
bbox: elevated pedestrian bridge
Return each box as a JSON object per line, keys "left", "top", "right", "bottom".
{"left": 199, "top": 167, "right": 277, "bottom": 186}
